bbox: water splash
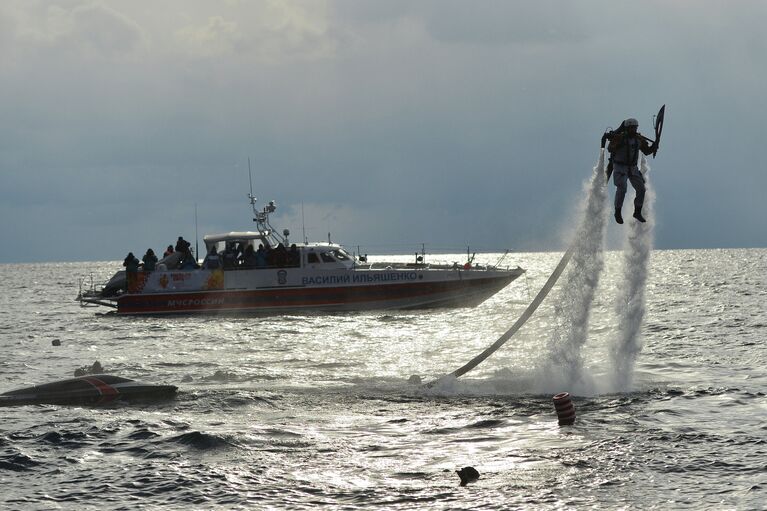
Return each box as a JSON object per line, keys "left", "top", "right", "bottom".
{"left": 540, "top": 151, "right": 609, "bottom": 392}
{"left": 610, "top": 156, "right": 655, "bottom": 391}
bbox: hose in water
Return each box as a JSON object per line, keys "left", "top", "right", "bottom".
{"left": 427, "top": 148, "right": 608, "bottom": 386}
{"left": 427, "top": 243, "right": 575, "bottom": 386}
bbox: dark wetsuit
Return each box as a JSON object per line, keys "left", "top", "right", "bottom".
{"left": 607, "top": 132, "right": 654, "bottom": 213}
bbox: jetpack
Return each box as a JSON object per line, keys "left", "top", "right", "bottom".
{"left": 602, "top": 104, "right": 665, "bottom": 181}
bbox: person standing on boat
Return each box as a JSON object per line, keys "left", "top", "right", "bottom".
{"left": 142, "top": 249, "right": 158, "bottom": 272}
{"left": 175, "top": 236, "right": 190, "bottom": 253}
{"left": 123, "top": 252, "right": 140, "bottom": 292}
{"left": 222, "top": 243, "right": 238, "bottom": 269}
{"left": 178, "top": 245, "right": 198, "bottom": 270}
{"left": 255, "top": 244, "right": 267, "bottom": 267}
{"left": 288, "top": 244, "right": 300, "bottom": 267}
{"left": 202, "top": 246, "right": 222, "bottom": 270}
{"left": 163, "top": 245, "right": 174, "bottom": 258}
{"left": 240, "top": 245, "right": 258, "bottom": 268}
{"left": 274, "top": 243, "right": 288, "bottom": 267}
{"left": 123, "top": 252, "right": 140, "bottom": 272}
{"left": 605, "top": 118, "right": 657, "bottom": 224}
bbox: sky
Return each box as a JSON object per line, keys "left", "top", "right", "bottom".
{"left": 1, "top": 0, "right": 765, "bottom": 263}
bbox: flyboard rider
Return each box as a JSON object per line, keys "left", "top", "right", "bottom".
{"left": 601, "top": 118, "right": 657, "bottom": 224}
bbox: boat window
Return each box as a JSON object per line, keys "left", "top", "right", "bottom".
{"left": 307, "top": 253, "right": 320, "bottom": 264}
{"left": 320, "top": 252, "right": 335, "bottom": 263}
{"left": 332, "top": 250, "right": 350, "bottom": 261}
{"left": 207, "top": 241, "right": 224, "bottom": 254}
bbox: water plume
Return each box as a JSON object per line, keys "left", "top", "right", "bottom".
{"left": 540, "top": 150, "right": 609, "bottom": 391}
{"left": 610, "top": 156, "right": 655, "bottom": 391}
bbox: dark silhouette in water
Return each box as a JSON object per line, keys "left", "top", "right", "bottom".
{"left": 74, "top": 361, "right": 103, "bottom": 377}
{"left": 456, "top": 466, "right": 480, "bottom": 486}
{"left": 0, "top": 375, "right": 177, "bottom": 407}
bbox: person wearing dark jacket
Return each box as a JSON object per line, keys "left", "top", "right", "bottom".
{"left": 175, "top": 237, "right": 191, "bottom": 253}
{"left": 605, "top": 118, "right": 657, "bottom": 224}
{"left": 123, "top": 252, "right": 141, "bottom": 292}
{"left": 142, "top": 249, "right": 158, "bottom": 272}
{"left": 202, "top": 246, "right": 222, "bottom": 270}
{"left": 123, "top": 252, "right": 140, "bottom": 272}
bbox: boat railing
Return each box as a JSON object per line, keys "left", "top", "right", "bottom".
{"left": 352, "top": 245, "right": 517, "bottom": 271}
{"left": 363, "top": 260, "right": 516, "bottom": 272}
{"left": 77, "top": 274, "right": 117, "bottom": 308}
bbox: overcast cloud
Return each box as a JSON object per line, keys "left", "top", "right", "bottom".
{"left": 1, "top": 0, "right": 765, "bottom": 263}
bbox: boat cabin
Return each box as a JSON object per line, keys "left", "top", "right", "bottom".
{"left": 203, "top": 232, "right": 356, "bottom": 270}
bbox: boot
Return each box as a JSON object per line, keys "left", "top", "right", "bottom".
{"left": 633, "top": 206, "right": 646, "bottom": 223}
{"left": 614, "top": 209, "right": 623, "bottom": 224}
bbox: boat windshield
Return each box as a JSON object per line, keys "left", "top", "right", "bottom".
{"left": 208, "top": 240, "right": 261, "bottom": 253}
{"left": 307, "top": 249, "right": 353, "bottom": 266}
{"left": 332, "top": 249, "right": 352, "bottom": 261}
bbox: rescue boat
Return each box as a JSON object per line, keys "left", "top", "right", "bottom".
{"left": 78, "top": 197, "right": 524, "bottom": 315}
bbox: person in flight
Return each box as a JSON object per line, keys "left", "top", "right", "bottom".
{"left": 604, "top": 117, "right": 657, "bottom": 224}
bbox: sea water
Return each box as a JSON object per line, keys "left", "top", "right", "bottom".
{"left": 0, "top": 249, "right": 765, "bottom": 509}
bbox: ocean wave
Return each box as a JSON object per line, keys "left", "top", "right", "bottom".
{"left": 169, "top": 431, "right": 237, "bottom": 450}
{"left": 0, "top": 452, "right": 40, "bottom": 472}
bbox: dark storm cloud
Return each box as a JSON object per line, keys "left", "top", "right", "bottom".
{"left": 333, "top": 0, "right": 589, "bottom": 45}
{"left": 0, "top": 1, "right": 765, "bottom": 263}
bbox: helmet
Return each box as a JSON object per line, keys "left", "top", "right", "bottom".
{"left": 623, "top": 118, "right": 639, "bottom": 128}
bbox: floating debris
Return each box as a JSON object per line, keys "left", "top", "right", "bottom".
{"left": 456, "top": 466, "right": 480, "bottom": 486}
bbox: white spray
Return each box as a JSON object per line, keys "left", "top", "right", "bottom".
{"left": 610, "top": 156, "right": 655, "bottom": 391}
{"left": 541, "top": 150, "right": 609, "bottom": 390}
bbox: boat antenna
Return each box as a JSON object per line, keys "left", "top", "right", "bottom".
{"left": 245, "top": 158, "right": 283, "bottom": 245}
{"left": 194, "top": 203, "right": 199, "bottom": 263}
{"left": 301, "top": 201, "right": 307, "bottom": 244}
{"left": 248, "top": 157, "right": 254, "bottom": 196}
{"left": 247, "top": 157, "right": 259, "bottom": 222}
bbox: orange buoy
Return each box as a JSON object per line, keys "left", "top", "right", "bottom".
{"left": 553, "top": 392, "right": 576, "bottom": 426}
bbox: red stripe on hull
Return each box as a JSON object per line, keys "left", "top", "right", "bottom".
{"left": 116, "top": 275, "right": 516, "bottom": 315}
{"left": 82, "top": 377, "right": 120, "bottom": 404}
